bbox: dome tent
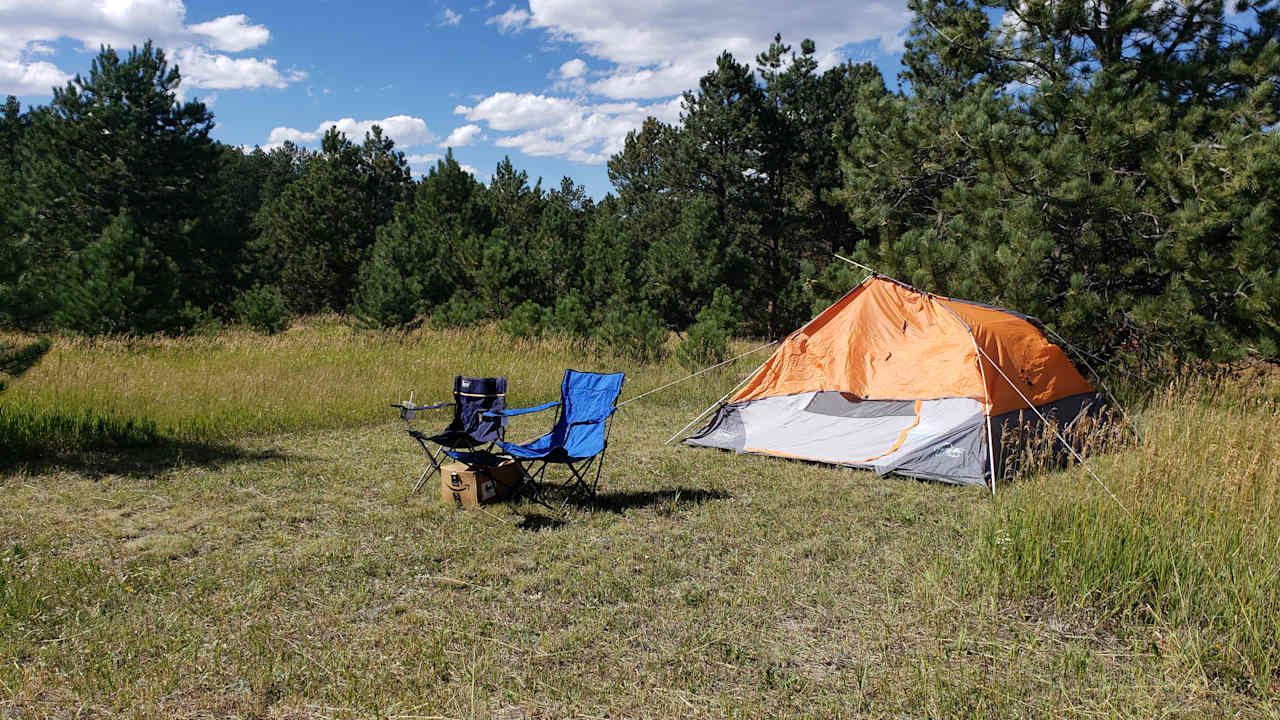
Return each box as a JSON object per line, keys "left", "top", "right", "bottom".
{"left": 685, "top": 275, "right": 1101, "bottom": 489}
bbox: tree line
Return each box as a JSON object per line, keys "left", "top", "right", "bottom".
{"left": 2, "top": 0, "right": 1278, "bottom": 374}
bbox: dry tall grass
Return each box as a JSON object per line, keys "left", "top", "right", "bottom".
{"left": 0, "top": 319, "right": 732, "bottom": 455}
{"left": 978, "top": 374, "right": 1280, "bottom": 695}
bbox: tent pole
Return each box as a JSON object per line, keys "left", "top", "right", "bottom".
{"left": 930, "top": 296, "right": 1000, "bottom": 496}
{"left": 970, "top": 337, "right": 999, "bottom": 496}
{"left": 667, "top": 272, "right": 879, "bottom": 447}
{"left": 971, "top": 342, "right": 1133, "bottom": 520}
{"left": 664, "top": 357, "right": 768, "bottom": 445}
{"left": 985, "top": 415, "right": 998, "bottom": 496}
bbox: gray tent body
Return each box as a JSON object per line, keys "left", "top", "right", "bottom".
{"left": 686, "top": 390, "right": 1102, "bottom": 487}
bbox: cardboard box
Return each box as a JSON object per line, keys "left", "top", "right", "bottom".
{"left": 440, "top": 458, "right": 520, "bottom": 509}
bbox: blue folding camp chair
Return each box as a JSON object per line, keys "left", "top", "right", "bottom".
{"left": 391, "top": 376, "right": 507, "bottom": 493}
{"left": 486, "top": 369, "right": 625, "bottom": 500}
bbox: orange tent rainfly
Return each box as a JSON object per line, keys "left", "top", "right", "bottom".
{"left": 685, "top": 275, "right": 1100, "bottom": 489}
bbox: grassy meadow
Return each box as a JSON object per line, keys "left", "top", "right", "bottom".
{"left": 2, "top": 320, "right": 1278, "bottom": 718}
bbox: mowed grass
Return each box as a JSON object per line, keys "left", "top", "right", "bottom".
{"left": 2, "top": 322, "right": 1278, "bottom": 718}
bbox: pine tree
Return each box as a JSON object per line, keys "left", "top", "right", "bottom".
{"left": 349, "top": 150, "right": 492, "bottom": 328}
{"left": 0, "top": 97, "right": 27, "bottom": 327}
{"left": 52, "top": 212, "right": 182, "bottom": 335}
{"left": 253, "top": 126, "right": 411, "bottom": 313}
{"left": 15, "top": 42, "right": 217, "bottom": 328}
{"left": 837, "top": 0, "right": 1280, "bottom": 366}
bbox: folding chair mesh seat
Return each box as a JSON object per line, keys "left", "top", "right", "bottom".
{"left": 393, "top": 376, "right": 507, "bottom": 493}
{"left": 489, "top": 369, "right": 625, "bottom": 500}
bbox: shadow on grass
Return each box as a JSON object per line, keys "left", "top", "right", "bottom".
{"left": 512, "top": 487, "right": 731, "bottom": 531}
{"left": 0, "top": 403, "right": 297, "bottom": 478}
{"left": 566, "top": 486, "right": 732, "bottom": 514}
{"left": 516, "top": 513, "right": 567, "bottom": 532}
{"left": 2, "top": 440, "right": 294, "bottom": 479}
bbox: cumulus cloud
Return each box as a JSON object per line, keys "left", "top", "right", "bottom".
{"left": 559, "top": 58, "right": 587, "bottom": 78}
{"left": 486, "top": 5, "right": 533, "bottom": 34}
{"left": 405, "top": 152, "right": 442, "bottom": 176}
{"left": 485, "top": 0, "right": 910, "bottom": 99}
{"left": 0, "top": 58, "right": 72, "bottom": 96}
{"left": 267, "top": 115, "right": 437, "bottom": 148}
{"left": 456, "top": 92, "right": 681, "bottom": 164}
{"left": 174, "top": 46, "right": 304, "bottom": 89}
{"left": 187, "top": 13, "right": 270, "bottom": 52}
{"left": 441, "top": 124, "right": 484, "bottom": 147}
{"left": 0, "top": 1, "right": 299, "bottom": 95}
{"left": 441, "top": 8, "right": 463, "bottom": 26}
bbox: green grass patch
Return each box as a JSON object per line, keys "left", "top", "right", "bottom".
{"left": 1, "top": 323, "right": 1277, "bottom": 716}
{"left": 0, "top": 399, "right": 163, "bottom": 458}
{"left": 1, "top": 319, "right": 739, "bottom": 446}
{"left": 975, "top": 378, "right": 1280, "bottom": 696}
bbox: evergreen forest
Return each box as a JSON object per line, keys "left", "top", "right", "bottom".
{"left": 2, "top": 0, "right": 1278, "bottom": 374}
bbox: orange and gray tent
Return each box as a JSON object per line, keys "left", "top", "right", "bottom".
{"left": 685, "top": 275, "right": 1101, "bottom": 488}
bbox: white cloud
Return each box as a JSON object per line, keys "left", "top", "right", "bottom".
{"left": 0, "top": 58, "right": 72, "bottom": 95}
{"left": 486, "top": 0, "right": 911, "bottom": 99}
{"left": 456, "top": 92, "right": 681, "bottom": 164}
{"left": 173, "top": 46, "right": 304, "bottom": 89}
{"left": 0, "top": 1, "right": 299, "bottom": 95}
{"left": 187, "top": 13, "right": 269, "bottom": 52}
{"left": 441, "top": 123, "right": 483, "bottom": 147}
{"left": 588, "top": 61, "right": 706, "bottom": 100}
{"left": 405, "top": 152, "right": 442, "bottom": 175}
{"left": 455, "top": 92, "right": 580, "bottom": 131}
{"left": 486, "top": 5, "right": 533, "bottom": 34}
{"left": 558, "top": 57, "right": 587, "bottom": 78}
{"left": 441, "top": 8, "right": 463, "bottom": 26}
{"left": 267, "top": 115, "right": 437, "bottom": 148}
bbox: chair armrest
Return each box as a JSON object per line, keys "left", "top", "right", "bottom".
{"left": 485, "top": 401, "right": 560, "bottom": 419}
{"left": 391, "top": 401, "right": 454, "bottom": 411}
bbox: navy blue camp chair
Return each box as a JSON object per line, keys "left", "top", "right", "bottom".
{"left": 391, "top": 376, "right": 507, "bottom": 493}
{"left": 486, "top": 369, "right": 625, "bottom": 500}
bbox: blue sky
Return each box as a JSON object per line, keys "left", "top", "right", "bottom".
{"left": 2, "top": 0, "right": 911, "bottom": 197}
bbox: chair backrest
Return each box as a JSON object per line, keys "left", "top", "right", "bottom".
{"left": 447, "top": 376, "right": 507, "bottom": 443}
{"left": 552, "top": 369, "right": 625, "bottom": 458}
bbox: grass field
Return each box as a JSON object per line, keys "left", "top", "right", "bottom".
{"left": 2, "top": 321, "right": 1278, "bottom": 718}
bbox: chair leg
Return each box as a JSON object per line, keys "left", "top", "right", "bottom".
{"left": 514, "top": 459, "right": 554, "bottom": 510}
{"left": 412, "top": 446, "right": 446, "bottom": 494}
{"left": 564, "top": 456, "right": 599, "bottom": 498}
{"left": 591, "top": 444, "right": 609, "bottom": 496}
